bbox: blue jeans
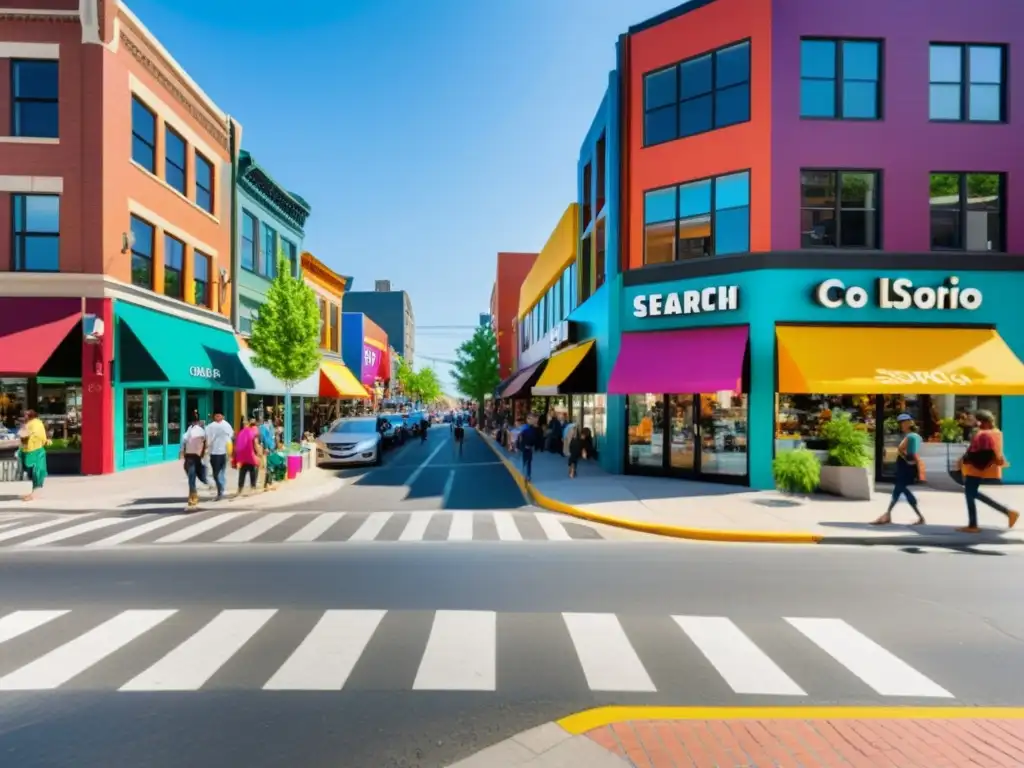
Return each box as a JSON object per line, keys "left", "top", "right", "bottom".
{"left": 521, "top": 448, "right": 533, "bottom": 481}
{"left": 888, "top": 459, "right": 919, "bottom": 514}
{"left": 964, "top": 475, "right": 1011, "bottom": 528}
{"left": 184, "top": 454, "right": 205, "bottom": 495}
{"left": 209, "top": 454, "right": 227, "bottom": 497}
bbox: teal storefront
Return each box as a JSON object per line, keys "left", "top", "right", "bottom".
{"left": 612, "top": 266, "right": 1024, "bottom": 490}
{"left": 114, "top": 301, "right": 253, "bottom": 470}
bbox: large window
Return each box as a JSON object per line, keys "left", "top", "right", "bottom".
{"left": 579, "top": 235, "right": 592, "bottom": 303}
{"left": 195, "top": 152, "right": 214, "bottom": 213}
{"left": 929, "top": 44, "right": 1004, "bottom": 123}
{"left": 194, "top": 250, "right": 211, "bottom": 308}
{"left": 131, "top": 96, "right": 156, "bottom": 173}
{"left": 643, "top": 40, "right": 751, "bottom": 146}
{"left": 800, "top": 170, "right": 879, "bottom": 249}
{"left": 130, "top": 215, "right": 155, "bottom": 289}
{"left": 281, "top": 238, "right": 298, "bottom": 277}
{"left": 800, "top": 39, "right": 881, "bottom": 120}
{"left": 929, "top": 172, "right": 1004, "bottom": 252}
{"left": 595, "top": 219, "right": 606, "bottom": 291}
{"left": 261, "top": 223, "right": 276, "bottom": 278}
{"left": 241, "top": 210, "right": 257, "bottom": 272}
{"left": 164, "top": 126, "right": 187, "bottom": 195}
{"left": 329, "top": 304, "right": 340, "bottom": 353}
{"left": 124, "top": 389, "right": 145, "bottom": 450}
{"left": 146, "top": 391, "right": 164, "bottom": 447}
{"left": 643, "top": 171, "right": 750, "bottom": 265}
{"left": 11, "top": 60, "right": 58, "bottom": 138}
{"left": 163, "top": 234, "right": 184, "bottom": 299}
{"left": 12, "top": 194, "right": 59, "bottom": 272}
{"left": 596, "top": 133, "right": 606, "bottom": 213}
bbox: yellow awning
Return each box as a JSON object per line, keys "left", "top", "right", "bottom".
{"left": 533, "top": 340, "right": 596, "bottom": 395}
{"left": 320, "top": 359, "right": 369, "bottom": 398}
{"left": 777, "top": 326, "right": 1024, "bottom": 395}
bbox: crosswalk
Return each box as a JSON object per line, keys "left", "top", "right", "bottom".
{"left": 0, "top": 509, "right": 600, "bottom": 548}
{"left": 0, "top": 608, "right": 955, "bottom": 697}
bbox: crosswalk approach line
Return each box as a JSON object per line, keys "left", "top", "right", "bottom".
{"left": 16, "top": 517, "right": 128, "bottom": 547}
{"left": 0, "top": 610, "right": 176, "bottom": 691}
{"left": 492, "top": 511, "right": 523, "bottom": 541}
{"left": 413, "top": 610, "right": 497, "bottom": 691}
{"left": 674, "top": 616, "right": 805, "bottom": 695}
{"left": 0, "top": 515, "right": 95, "bottom": 543}
{"left": 0, "top": 610, "right": 69, "bottom": 644}
{"left": 120, "top": 609, "right": 277, "bottom": 691}
{"left": 218, "top": 512, "right": 295, "bottom": 543}
{"left": 286, "top": 512, "right": 346, "bottom": 542}
{"left": 398, "top": 511, "right": 433, "bottom": 541}
{"left": 263, "top": 610, "right": 386, "bottom": 690}
{"left": 87, "top": 515, "right": 188, "bottom": 547}
{"left": 786, "top": 617, "right": 953, "bottom": 698}
{"left": 562, "top": 612, "right": 656, "bottom": 692}
{"left": 154, "top": 512, "right": 248, "bottom": 544}
{"left": 534, "top": 512, "right": 572, "bottom": 541}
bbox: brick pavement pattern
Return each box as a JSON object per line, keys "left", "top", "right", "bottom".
{"left": 586, "top": 718, "right": 1024, "bottom": 767}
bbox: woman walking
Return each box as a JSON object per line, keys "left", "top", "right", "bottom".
{"left": 956, "top": 409, "right": 1019, "bottom": 532}
{"left": 17, "top": 410, "right": 50, "bottom": 502}
{"left": 872, "top": 413, "right": 925, "bottom": 525}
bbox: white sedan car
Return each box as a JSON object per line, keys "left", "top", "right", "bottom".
{"left": 316, "top": 416, "right": 383, "bottom": 467}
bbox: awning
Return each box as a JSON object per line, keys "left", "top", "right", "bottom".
{"left": 777, "top": 325, "right": 1024, "bottom": 395}
{"left": 117, "top": 302, "right": 254, "bottom": 389}
{"left": 239, "top": 348, "right": 320, "bottom": 397}
{"left": 494, "top": 371, "right": 517, "bottom": 398}
{"left": 0, "top": 298, "right": 81, "bottom": 376}
{"left": 608, "top": 326, "right": 748, "bottom": 394}
{"left": 532, "top": 340, "right": 597, "bottom": 396}
{"left": 501, "top": 360, "right": 546, "bottom": 399}
{"left": 320, "top": 358, "right": 370, "bottom": 399}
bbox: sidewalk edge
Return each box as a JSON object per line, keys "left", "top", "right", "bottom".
{"left": 476, "top": 429, "right": 821, "bottom": 544}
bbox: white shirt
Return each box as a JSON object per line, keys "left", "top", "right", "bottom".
{"left": 181, "top": 424, "right": 206, "bottom": 456}
{"left": 205, "top": 420, "right": 234, "bottom": 456}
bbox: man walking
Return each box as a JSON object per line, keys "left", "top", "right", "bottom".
{"left": 205, "top": 411, "right": 234, "bottom": 501}
{"left": 180, "top": 415, "right": 207, "bottom": 509}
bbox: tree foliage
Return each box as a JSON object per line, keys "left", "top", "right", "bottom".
{"left": 451, "top": 325, "right": 500, "bottom": 404}
{"left": 410, "top": 367, "right": 443, "bottom": 405}
{"left": 394, "top": 354, "right": 415, "bottom": 396}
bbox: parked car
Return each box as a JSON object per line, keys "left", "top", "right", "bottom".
{"left": 407, "top": 410, "right": 429, "bottom": 435}
{"left": 378, "top": 413, "right": 408, "bottom": 447}
{"left": 316, "top": 417, "right": 382, "bottom": 467}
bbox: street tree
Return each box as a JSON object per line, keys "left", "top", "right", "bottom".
{"left": 248, "top": 248, "right": 321, "bottom": 447}
{"left": 410, "top": 367, "right": 443, "bottom": 406}
{"left": 395, "top": 354, "right": 415, "bottom": 400}
{"left": 451, "top": 324, "right": 500, "bottom": 423}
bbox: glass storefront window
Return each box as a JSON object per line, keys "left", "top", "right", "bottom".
{"left": 168, "top": 392, "right": 182, "bottom": 446}
{"left": 0, "top": 379, "right": 28, "bottom": 429}
{"left": 668, "top": 393, "right": 696, "bottom": 470}
{"left": 147, "top": 391, "right": 164, "bottom": 446}
{"left": 776, "top": 394, "right": 877, "bottom": 461}
{"left": 699, "top": 392, "right": 748, "bottom": 477}
{"left": 627, "top": 394, "right": 663, "bottom": 468}
{"left": 125, "top": 389, "right": 145, "bottom": 450}
{"left": 37, "top": 383, "right": 82, "bottom": 441}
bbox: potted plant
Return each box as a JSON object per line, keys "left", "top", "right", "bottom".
{"left": 772, "top": 448, "right": 820, "bottom": 495}
{"left": 818, "top": 412, "right": 873, "bottom": 499}
{"left": 938, "top": 417, "right": 964, "bottom": 443}
{"left": 46, "top": 434, "right": 82, "bottom": 475}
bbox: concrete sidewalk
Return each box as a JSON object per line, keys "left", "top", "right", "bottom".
{"left": 477, "top": 430, "right": 1024, "bottom": 546}
{"left": 0, "top": 460, "right": 345, "bottom": 512}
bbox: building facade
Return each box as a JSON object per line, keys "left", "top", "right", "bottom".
{"left": 0, "top": 2, "right": 250, "bottom": 474}
{"left": 342, "top": 287, "right": 415, "bottom": 365}
{"left": 490, "top": 252, "right": 536, "bottom": 379}
{"left": 341, "top": 312, "right": 390, "bottom": 399}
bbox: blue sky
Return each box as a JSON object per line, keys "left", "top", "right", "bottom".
{"left": 129, "top": 0, "right": 680, "bottom": 393}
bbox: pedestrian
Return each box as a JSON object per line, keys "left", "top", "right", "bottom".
{"left": 453, "top": 417, "right": 465, "bottom": 457}
{"left": 872, "top": 413, "right": 925, "bottom": 526}
{"left": 180, "top": 415, "right": 207, "bottom": 509}
{"left": 204, "top": 411, "right": 234, "bottom": 501}
{"left": 16, "top": 410, "right": 50, "bottom": 502}
{"left": 956, "top": 409, "right": 1019, "bottom": 533}
{"left": 517, "top": 415, "right": 541, "bottom": 482}
{"left": 259, "top": 417, "right": 277, "bottom": 491}
{"left": 235, "top": 419, "right": 262, "bottom": 496}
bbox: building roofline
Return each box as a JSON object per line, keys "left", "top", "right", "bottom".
{"left": 301, "top": 251, "right": 347, "bottom": 294}
{"left": 238, "top": 150, "right": 311, "bottom": 231}
{"left": 628, "top": 0, "right": 721, "bottom": 34}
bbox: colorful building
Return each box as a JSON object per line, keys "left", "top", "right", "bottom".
{"left": 341, "top": 312, "right": 390, "bottom": 400}
{"left": 343, "top": 285, "right": 416, "bottom": 365}
{"left": 489, "top": 252, "right": 537, "bottom": 380}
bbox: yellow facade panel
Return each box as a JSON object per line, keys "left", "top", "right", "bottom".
{"left": 518, "top": 203, "right": 579, "bottom": 320}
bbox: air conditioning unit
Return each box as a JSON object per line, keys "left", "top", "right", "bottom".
{"left": 374, "top": 280, "right": 391, "bottom": 292}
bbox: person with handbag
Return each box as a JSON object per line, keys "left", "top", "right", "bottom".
{"left": 955, "top": 409, "right": 1019, "bottom": 533}
{"left": 872, "top": 413, "right": 925, "bottom": 526}
{"left": 16, "top": 410, "right": 50, "bottom": 502}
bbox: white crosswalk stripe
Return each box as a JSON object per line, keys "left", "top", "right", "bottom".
{"left": 493, "top": 511, "right": 523, "bottom": 541}
{"left": 348, "top": 512, "right": 391, "bottom": 541}
{"left": 0, "top": 608, "right": 957, "bottom": 697}
{"left": 398, "top": 511, "right": 433, "bottom": 541}
{"left": 154, "top": 512, "right": 248, "bottom": 544}
{"left": 16, "top": 517, "right": 127, "bottom": 548}
{"left": 534, "top": 512, "right": 572, "bottom": 541}
{"left": 446, "top": 512, "right": 474, "bottom": 541}
{"left": 0, "top": 515, "right": 95, "bottom": 543}
{"left": 286, "top": 512, "right": 345, "bottom": 542}
{"left": 87, "top": 515, "right": 188, "bottom": 547}
{"left": 218, "top": 512, "right": 295, "bottom": 543}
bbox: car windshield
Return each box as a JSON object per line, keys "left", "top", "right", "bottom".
{"left": 386, "top": 415, "right": 405, "bottom": 425}
{"left": 329, "top": 420, "right": 376, "bottom": 435}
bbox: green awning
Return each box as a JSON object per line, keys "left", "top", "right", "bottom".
{"left": 117, "top": 301, "right": 254, "bottom": 390}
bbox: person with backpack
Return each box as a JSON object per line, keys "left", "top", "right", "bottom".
{"left": 180, "top": 414, "right": 208, "bottom": 509}
{"left": 956, "top": 409, "right": 1020, "bottom": 532}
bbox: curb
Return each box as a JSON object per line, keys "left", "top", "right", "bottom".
{"left": 476, "top": 429, "right": 822, "bottom": 544}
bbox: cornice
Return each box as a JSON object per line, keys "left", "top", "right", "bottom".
{"left": 238, "top": 152, "right": 310, "bottom": 231}
{"left": 0, "top": 12, "right": 77, "bottom": 22}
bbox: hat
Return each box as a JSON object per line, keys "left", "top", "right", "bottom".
{"left": 896, "top": 413, "right": 914, "bottom": 422}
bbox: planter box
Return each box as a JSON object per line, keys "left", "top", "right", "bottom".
{"left": 47, "top": 451, "right": 82, "bottom": 475}
{"left": 819, "top": 465, "right": 873, "bottom": 500}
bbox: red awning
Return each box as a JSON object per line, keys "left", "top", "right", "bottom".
{"left": 0, "top": 298, "right": 81, "bottom": 375}
{"left": 501, "top": 360, "right": 545, "bottom": 398}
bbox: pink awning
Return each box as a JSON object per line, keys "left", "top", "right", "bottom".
{"left": 608, "top": 325, "right": 748, "bottom": 394}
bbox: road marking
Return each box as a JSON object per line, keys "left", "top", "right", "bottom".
{"left": 398, "top": 511, "right": 433, "bottom": 541}
{"left": 0, "top": 610, "right": 69, "bottom": 644}
{"left": 121, "top": 609, "right": 276, "bottom": 692}
{"left": 563, "top": 613, "right": 656, "bottom": 692}
{"left": 286, "top": 512, "right": 345, "bottom": 542}
{"left": 786, "top": 617, "right": 953, "bottom": 698}
{"left": 0, "top": 610, "right": 176, "bottom": 690}
{"left": 447, "top": 511, "right": 474, "bottom": 541}
{"left": 413, "top": 610, "right": 496, "bottom": 691}
{"left": 0, "top": 515, "right": 95, "bottom": 543}
{"left": 348, "top": 512, "right": 392, "bottom": 542}
{"left": 674, "top": 616, "right": 805, "bottom": 696}
{"left": 440, "top": 469, "right": 455, "bottom": 508}
{"left": 154, "top": 512, "right": 248, "bottom": 543}
{"left": 493, "top": 511, "right": 523, "bottom": 541}
{"left": 217, "top": 512, "right": 295, "bottom": 543}
{"left": 16, "top": 517, "right": 127, "bottom": 547}
{"left": 87, "top": 515, "right": 188, "bottom": 547}
{"left": 263, "top": 610, "right": 386, "bottom": 690}
{"left": 0, "top": 520, "right": 26, "bottom": 532}
{"left": 535, "top": 512, "right": 572, "bottom": 541}
{"left": 404, "top": 437, "right": 449, "bottom": 487}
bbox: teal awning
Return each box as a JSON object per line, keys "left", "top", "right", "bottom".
{"left": 117, "top": 301, "right": 254, "bottom": 390}
{"left": 240, "top": 349, "right": 319, "bottom": 397}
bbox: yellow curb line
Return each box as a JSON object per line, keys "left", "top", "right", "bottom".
{"left": 558, "top": 705, "right": 1024, "bottom": 734}
{"left": 476, "top": 429, "right": 821, "bottom": 544}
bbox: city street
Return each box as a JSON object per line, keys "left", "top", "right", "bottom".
{"left": 0, "top": 430, "right": 1021, "bottom": 766}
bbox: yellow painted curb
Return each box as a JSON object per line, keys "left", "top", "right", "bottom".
{"left": 558, "top": 705, "right": 1024, "bottom": 734}
{"left": 476, "top": 429, "right": 822, "bottom": 544}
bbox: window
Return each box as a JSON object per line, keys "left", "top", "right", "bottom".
{"left": 194, "top": 250, "right": 211, "bottom": 307}
{"left": 241, "top": 210, "right": 257, "bottom": 272}
{"left": 929, "top": 44, "right": 1005, "bottom": 122}
{"left": 11, "top": 60, "right": 58, "bottom": 138}
{"left": 596, "top": 133, "right": 606, "bottom": 213}
{"left": 643, "top": 40, "right": 751, "bottom": 146}
{"left": 800, "top": 170, "right": 879, "bottom": 249}
{"left": 147, "top": 390, "right": 164, "bottom": 447}
{"left": 595, "top": 219, "right": 606, "bottom": 290}
{"left": 131, "top": 96, "right": 156, "bottom": 173}
{"left": 318, "top": 298, "right": 328, "bottom": 348}
{"left": 582, "top": 162, "right": 593, "bottom": 227}
{"left": 11, "top": 194, "right": 59, "bottom": 271}
{"left": 281, "top": 238, "right": 297, "bottom": 276}
{"left": 642, "top": 171, "right": 750, "bottom": 265}
{"left": 568, "top": 262, "right": 577, "bottom": 312}
{"left": 929, "top": 172, "right": 1004, "bottom": 252}
{"left": 330, "top": 304, "right": 340, "bottom": 352}
{"left": 800, "top": 39, "right": 881, "bottom": 119}
{"left": 163, "top": 234, "right": 184, "bottom": 299}
{"left": 261, "top": 223, "right": 276, "bottom": 277}
{"left": 195, "top": 152, "right": 214, "bottom": 213}
{"left": 164, "top": 126, "right": 187, "bottom": 195}
{"left": 130, "top": 215, "right": 154, "bottom": 289}
{"left": 124, "top": 390, "right": 145, "bottom": 450}
{"left": 580, "top": 234, "right": 592, "bottom": 303}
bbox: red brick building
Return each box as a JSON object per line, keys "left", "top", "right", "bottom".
{"left": 490, "top": 252, "right": 536, "bottom": 380}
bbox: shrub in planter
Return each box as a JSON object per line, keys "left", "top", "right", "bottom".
{"left": 820, "top": 412, "right": 872, "bottom": 468}
{"left": 772, "top": 449, "right": 821, "bottom": 495}
{"left": 939, "top": 417, "right": 964, "bottom": 443}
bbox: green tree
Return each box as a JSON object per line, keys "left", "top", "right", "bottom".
{"left": 410, "top": 367, "right": 443, "bottom": 406}
{"left": 394, "top": 354, "right": 415, "bottom": 399}
{"left": 248, "top": 248, "right": 321, "bottom": 447}
{"left": 451, "top": 325, "right": 500, "bottom": 422}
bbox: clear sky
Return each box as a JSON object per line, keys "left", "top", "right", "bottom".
{"left": 128, "top": 0, "right": 680, "bottom": 393}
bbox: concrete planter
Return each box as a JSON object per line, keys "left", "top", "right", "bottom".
{"left": 819, "top": 465, "right": 873, "bottom": 500}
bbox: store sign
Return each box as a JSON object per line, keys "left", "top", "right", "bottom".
{"left": 632, "top": 285, "right": 740, "bottom": 318}
{"left": 363, "top": 347, "right": 378, "bottom": 368}
{"left": 814, "top": 277, "right": 982, "bottom": 311}
{"left": 189, "top": 366, "right": 221, "bottom": 380}
{"left": 875, "top": 369, "right": 972, "bottom": 386}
